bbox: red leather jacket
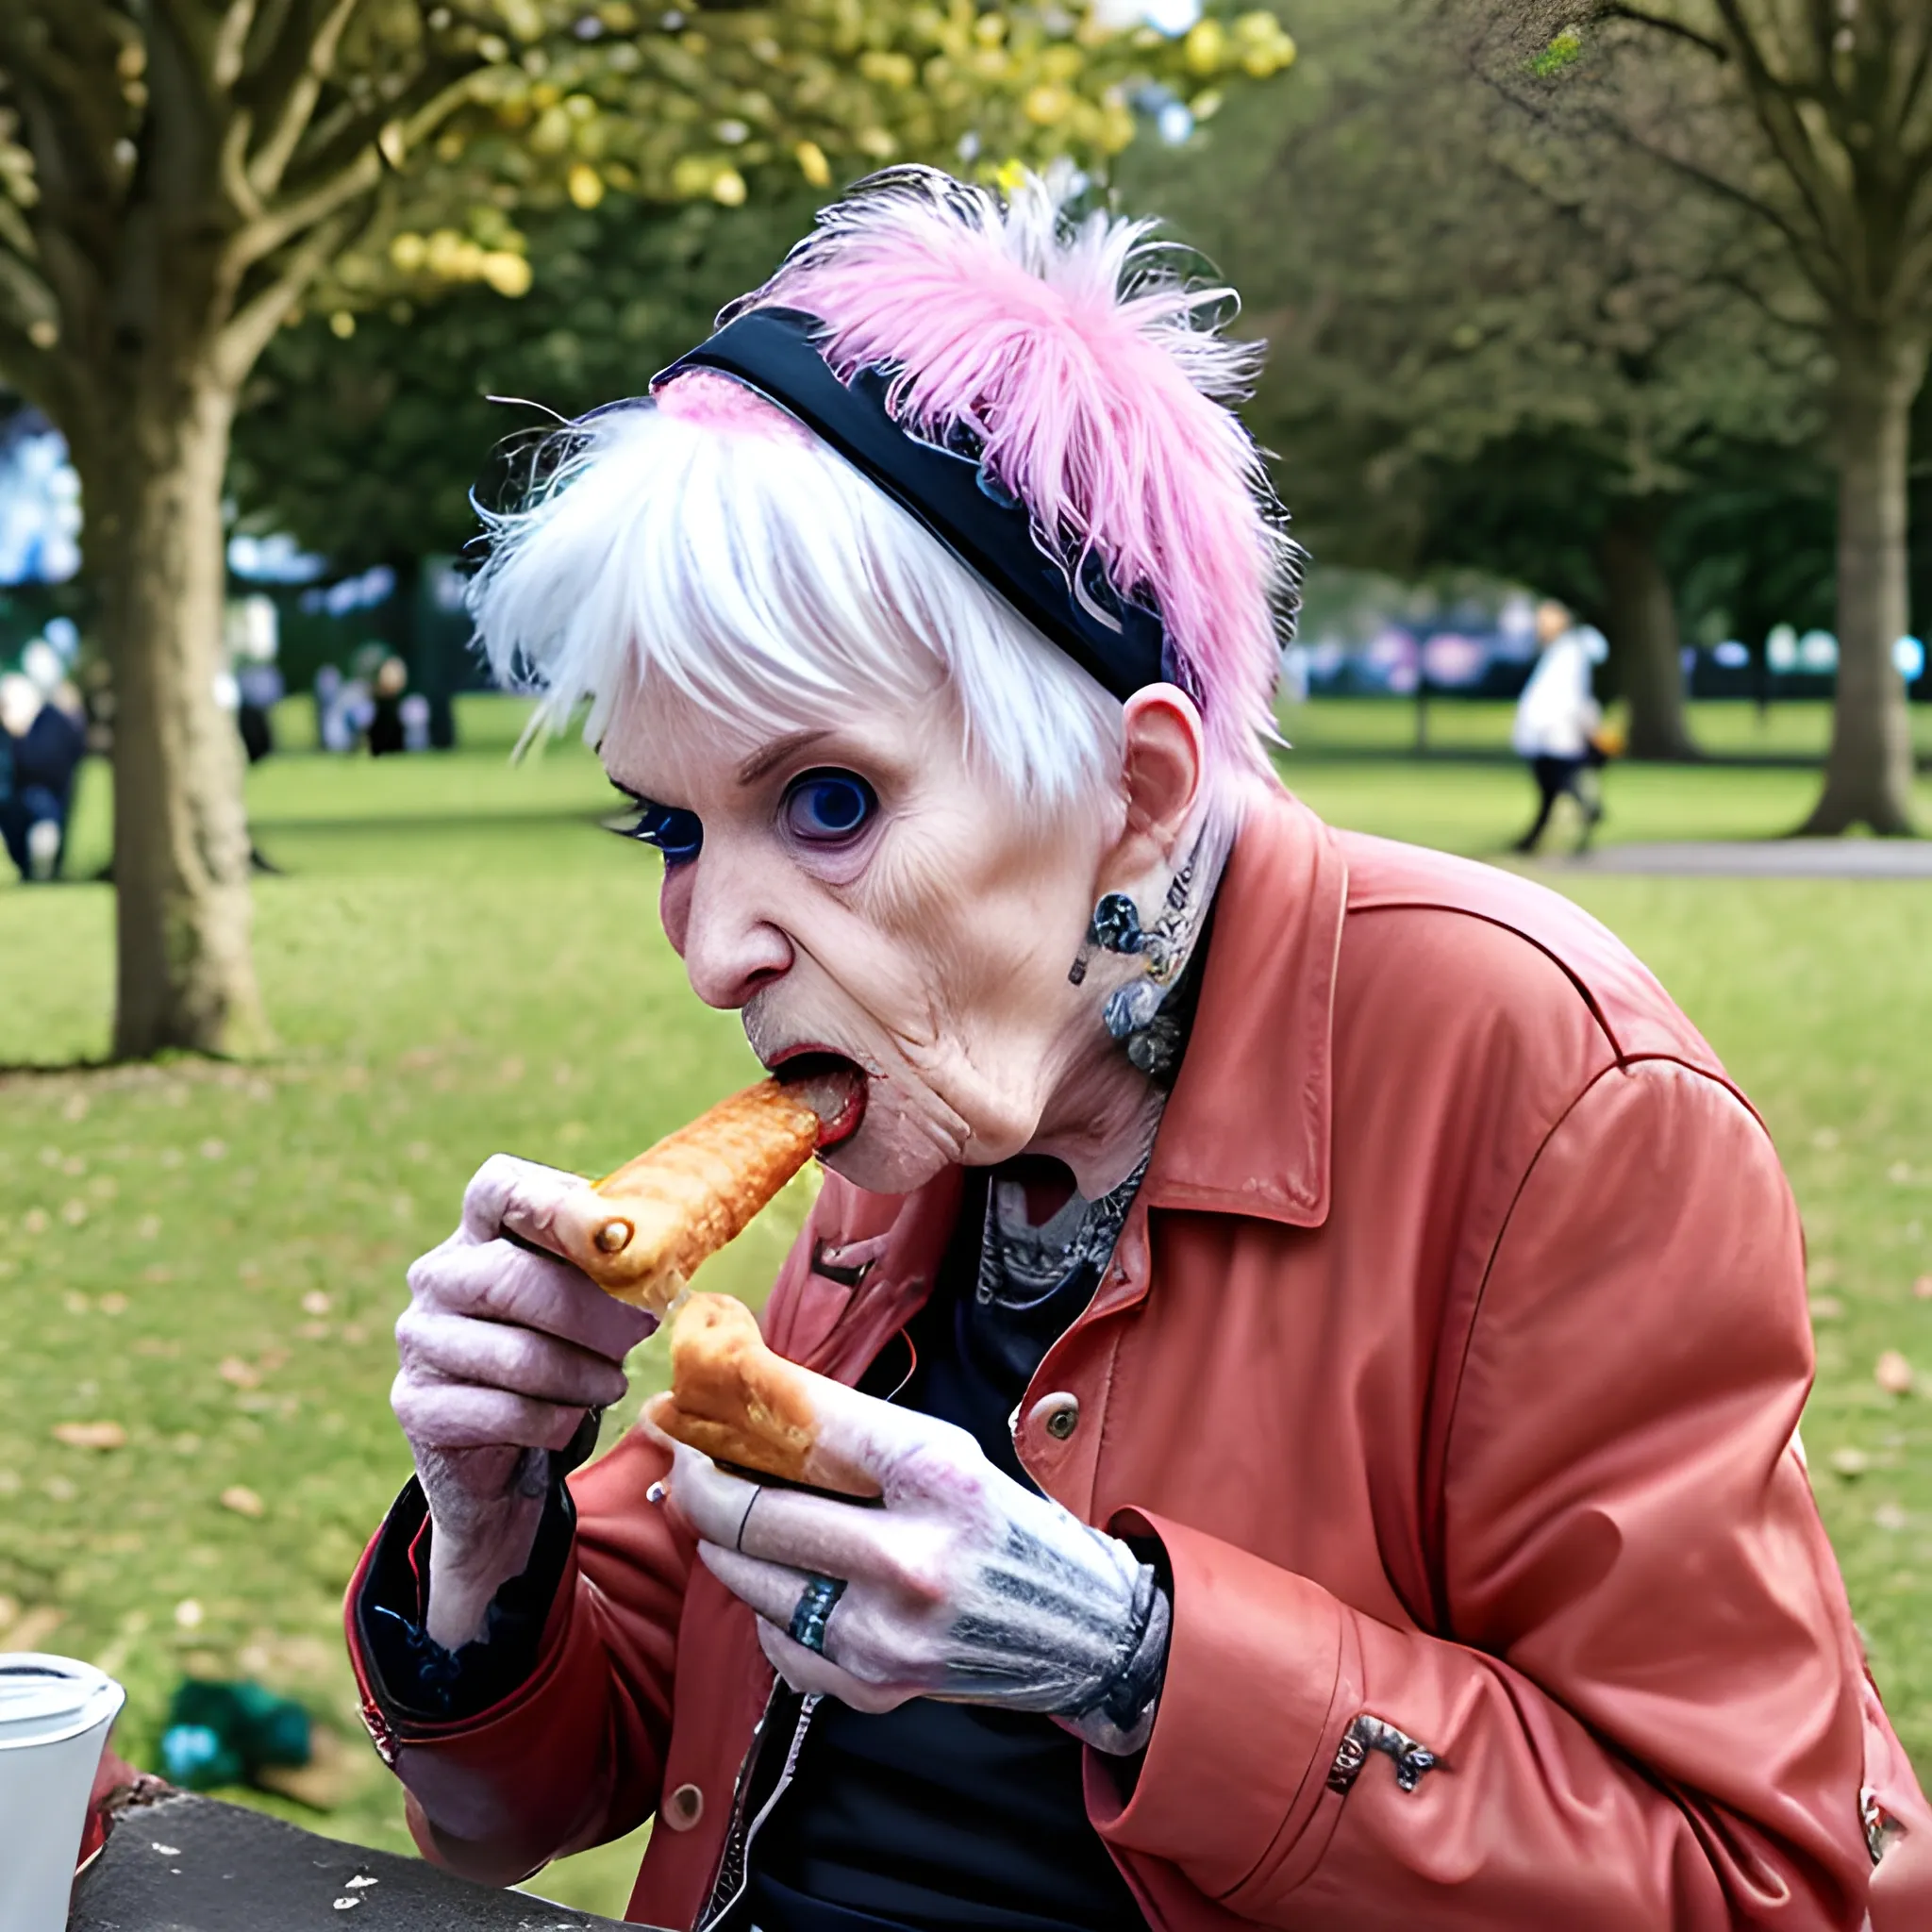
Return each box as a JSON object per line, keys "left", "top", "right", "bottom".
{"left": 347, "top": 789, "right": 1930, "bottom": 1929}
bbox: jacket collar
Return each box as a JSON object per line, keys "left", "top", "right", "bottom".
{"left": 1140, "top": 786, "right": 1347, "bottom": 1228}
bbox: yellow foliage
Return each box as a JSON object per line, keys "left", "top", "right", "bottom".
{"left": 567, "top": 162, "right": 606, "bottom": 208}
{"left": 328, "top": 310, "right": 356, "bottom": 339}
{"left": 858, "top": 50, "right": 917, "bottom": 88}
{"left": 794, "top": 140, "right": 833, "bottom": 188}
{"left": 1024, "top": 84, "right": 1071, "bottom": 126}
{"left": 711, "top": 167, "right": 748, "bottom": 207}
{"left": 387, "top": 232, "right": 427, "bottom": 274}
{"left": 481, "top": 251, "right": 534, "bottom": 296}
{"left": 1184, "top": 20, "right": 1227, "bottom": 76}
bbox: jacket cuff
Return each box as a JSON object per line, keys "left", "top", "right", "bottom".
{"left": 1085, "top": 1509, "right": 1359, "bottom": 1903}
{"left": 353, "top": 1474, "right": 576, "bottom": 1725}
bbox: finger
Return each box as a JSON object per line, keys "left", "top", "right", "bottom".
{"left": 409, "top": 1238, "right": 654, "bottom": 1361}
{"left": 391, "top": 1371, "right": 588, "bottom": 1454}
{"left": 396, "top": 1307, "right": 630, "bottom": 1409}
{"left": 669, "top": 1442, "right": 944, "bottom": 1602}
{"left": 458, "top": 1152, "right": 597, "bottom": 1257}
{"left": 754, "top": 1618, "right": 916, "bottom": 1714}
{"left": 794, "top": 1378, "right": 989, "bottom": 1507}
{"left": 696, "top": 1541, "right": 828, "bottom": 1632}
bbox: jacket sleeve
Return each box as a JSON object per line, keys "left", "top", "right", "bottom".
{"left": 1091, "top": 1059, "right": 1880, "bottom": 1929}
{"left": 344, "top": 1418, "right": 693, "bottom": 1886}
{"left": 341, "top": 1220, "right": 820, "bottom": 1885}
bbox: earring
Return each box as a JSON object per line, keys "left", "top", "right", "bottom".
{"left": 1069, "top": 891, "right": 1145, "bottom": 985}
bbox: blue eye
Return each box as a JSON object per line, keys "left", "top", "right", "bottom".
{"left": 781, "top": 769, "right": 876, "bottom": 844}
{"left": 618, "top": 799, "right": 703, "bottom": 864}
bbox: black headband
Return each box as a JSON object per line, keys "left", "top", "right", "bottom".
{"left": 651, "top": 306, "right": 1168, "bottom": 704}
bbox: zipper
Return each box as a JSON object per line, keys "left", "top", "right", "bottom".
{"left": 695, "top": 1688, "right": 821, "bottom": 1932}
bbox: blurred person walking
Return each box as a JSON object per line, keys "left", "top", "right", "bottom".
{"left": 0, "top": 667, "right": 86, "bottom": 882}
{"left": 1511, "top": 599, "right": 1606, "bottom": 855}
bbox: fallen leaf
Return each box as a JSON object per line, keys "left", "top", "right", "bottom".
{"left": 174, "top": 1598, "right": 204, "bottom": 1629}
{"left": 1874, "top": 1502, "right": 1908, "bottom": 1532}
{"left": 220, "top": 1485, "right": 265, "bottom": 1519}
{"left": 218, "top": 1357, "right": 260, "bottom": 1389}
{"left": 1915, "top": 1275, "right": 1932, "bottom": 1301}
{"left": 53, "top": 1421, "right": 127, "bottom": 1450}
{"left": 98, "top": 1292, "right": 128, "bottom": 1316}
{"left": 1809, "top": 1295, "right": 1844, "bottom": 1322}
{"left": 1875, "top": 1350, "right": 1915, "bottom": 1396}
{"left": 301, "top": 1291, "right": 331, "bottom": 1317}
{"left": 1830, "top": 1447, "right": 1871, "bottom": 1477}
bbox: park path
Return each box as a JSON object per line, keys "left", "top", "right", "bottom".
{"left": 1556, "top": 841, "right": 1932, "bottom": 879}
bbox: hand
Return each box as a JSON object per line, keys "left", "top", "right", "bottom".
{"left": 393, "top": 1154, "right": 658, "bottom": 1649}
{"left": 657, "top": 1380, "right": 1170, "bottom": 1754}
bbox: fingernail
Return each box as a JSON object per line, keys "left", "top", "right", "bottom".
{"left": 646, "top": 1480, "right": 667, "bottom": 1506}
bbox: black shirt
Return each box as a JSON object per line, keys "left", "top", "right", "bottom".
{"left": 741, "top": 1169, "right": 1150, "bottom": 1932}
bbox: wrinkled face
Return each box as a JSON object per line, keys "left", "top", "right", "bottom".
{"left": 600, "top": 676, "right": 1126, "bottom": 1194}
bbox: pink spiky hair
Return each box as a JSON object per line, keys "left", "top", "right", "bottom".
{"left": 709, "top": 165, "right": 1300, "bottom": 781}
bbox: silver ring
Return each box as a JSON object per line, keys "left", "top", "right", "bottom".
{"left": 788, "top": 1574, "right": 845, "bottom": 1656}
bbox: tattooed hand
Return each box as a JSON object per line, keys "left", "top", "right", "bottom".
{"left": 656, "top": 1386, "right": 1170, "bottom": 1755}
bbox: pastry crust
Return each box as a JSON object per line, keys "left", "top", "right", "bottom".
{"left": 648, "top": 1292, "right": 881, "bottom": 1498}
{"left": 553, "top": 1079, "right": 821, "bottom": 1314}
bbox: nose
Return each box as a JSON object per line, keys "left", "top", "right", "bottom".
{"left": 666, "top": 857, "right": 794, "bottom": 1010}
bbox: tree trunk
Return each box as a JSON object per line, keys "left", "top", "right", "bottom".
{"left": 84, "top": 372, "right": 270, "bottom": 1058}
{"left": 1597, "top": 500, "right": 1696, "bottom": 761}
{"left": 1802, "top": 327, "right": 1924, "bottom": 836}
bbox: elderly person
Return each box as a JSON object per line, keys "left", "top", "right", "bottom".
{"left": 346, "top": 170, "right": 1927, "bottom": 1931}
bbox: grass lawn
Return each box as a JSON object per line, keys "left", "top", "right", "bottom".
{"left": 2, "top": 695, "right": 1929, "bottom": 1917}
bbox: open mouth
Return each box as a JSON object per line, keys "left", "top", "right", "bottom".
{"left": 769, "top": 1048, "right": 869, "bottom": 1150}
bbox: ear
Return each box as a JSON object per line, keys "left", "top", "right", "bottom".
{"left": 1100, "top": 684, "right": 1206, "bottom": 887}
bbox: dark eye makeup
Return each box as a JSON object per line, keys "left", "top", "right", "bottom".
{"left": 780, "top": 768, "right": 878, "bottom": 845}
{"left": 614, "top": 795, "right": 703, "bottom": 865}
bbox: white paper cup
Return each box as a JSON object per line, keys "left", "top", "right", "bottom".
{"left": 0, "top": 1654, "right": 125, "bottom": 1932}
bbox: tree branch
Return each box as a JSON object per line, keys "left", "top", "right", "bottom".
{"left": 245, "top": 0, "right": 365, "bottom": 199}
{"left": 1704, "top": 0, "right": 1858, "bottom": 275}
{"left": 223, "top": 142, "right": 377, "bottom": 279}
{"left": 1597, "top": 4, "right": 1731, "bottom": 63}
{"left": 210, "top": 0, "right": 262, "bottom": 92}
{"left": 214, "top": 205, "right": 356, "bottom": 385}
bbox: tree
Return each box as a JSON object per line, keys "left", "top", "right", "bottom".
{"left": 1131, "top": 0, "right": 1818, "bottom": 758}
{"left": 1444, "top": 3, "right": 1932, "bottom": 829}
{"left": 229, "top": 190, "right": 821, "bottom": 712}
{"left": 231, "top": 191, "right": 823, "bottom": 578}
{"left": 0, "top": 3, "right": 1296, "bottom": 1060}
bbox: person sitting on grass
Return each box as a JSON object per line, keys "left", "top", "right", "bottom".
{"left": 346, "top": 168, "right": 1930, "bottom": 1931}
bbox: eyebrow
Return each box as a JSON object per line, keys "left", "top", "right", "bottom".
{"left": 736, "top": 728, "right": 833, "bottom": 787}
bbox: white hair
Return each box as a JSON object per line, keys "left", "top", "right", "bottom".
{"left": 467, "top": 398, "right": 1129, "bottom": 811}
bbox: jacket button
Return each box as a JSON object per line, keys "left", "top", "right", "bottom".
{"left": 663, "top": 1782, "right": 704, "bottom": 1830}
{"left": 1029, "top": 1392, "right": 1080, "bottom": 1441}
